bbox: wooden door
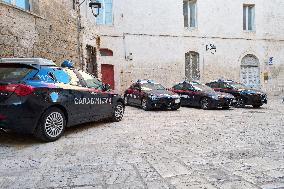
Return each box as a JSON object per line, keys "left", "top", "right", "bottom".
{"left": 101, "top": 64, "right": 114, "bottom": 90}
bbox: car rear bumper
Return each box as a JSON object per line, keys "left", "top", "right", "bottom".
{"left": 0, "top": 103, "right": 42, "bottom": 134}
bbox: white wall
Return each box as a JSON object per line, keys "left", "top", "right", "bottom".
{"left": 81, "top": 0, "right": 284, "bottom": 95}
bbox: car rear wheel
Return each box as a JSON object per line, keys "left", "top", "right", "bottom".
{"left": 200, "top": 98, "right": 211, "bottom": 110}
{"left": 35, "top": 107, "right": 66, "bottom": 142}
{"left": 141, "top": 98, "right": 150, "bottom": 111}
{"left": 234, "top": 97, "right": 245, "bottom": 108}
{"left": 111, "top": 102, "right": 124, "bottom": 122}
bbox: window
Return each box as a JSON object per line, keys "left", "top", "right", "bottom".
{"left": 243, "top": 4, "right": 255, "bottom": 31}
{"left": 96, "top": 0, "right": 113, "bottom": 25}
{"left": 2, "top": 0, "right": 30, "bottom": 11}
{"left": 78, "top": 70, "right": 103, "bottom": 89}
{"left": 183, "top": 0, "right": 197, "bottom": 28}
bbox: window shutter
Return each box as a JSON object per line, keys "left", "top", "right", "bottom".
{"left": 96, "top": 0, "right": 105, "bottom": 24}
{"left": 183, "top": 1, "right": 189, "bottom": 27}
{"left": 104, "top": 0, "right": 113, "bottom": 24}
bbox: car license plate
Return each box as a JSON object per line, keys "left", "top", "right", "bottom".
{"left": 175, "top": 99, "right": 180, "bottom": 103}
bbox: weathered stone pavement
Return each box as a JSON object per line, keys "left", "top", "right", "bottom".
{"left": 0, "top": 97, "right": 283, "bottom": 189}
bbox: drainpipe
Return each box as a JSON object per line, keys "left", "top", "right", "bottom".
{"left": 76, "top": 0, "right": 85, "bottom": 70}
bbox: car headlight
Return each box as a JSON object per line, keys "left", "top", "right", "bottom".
{"left": 172, "top": 95, "right": 180, "bottom": 98}
{"left": 150, "top": 95, "right": 159, "bottom": 100}
{"left": 210, "top": 95, "right": 219, "bottom": 100}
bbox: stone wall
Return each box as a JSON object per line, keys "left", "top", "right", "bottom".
{"left": 0, "top": 0, "right": 80, "bottom": 66}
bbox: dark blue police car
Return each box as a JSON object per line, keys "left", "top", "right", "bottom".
{"left": 0, "top": 58, "right": 125, "bottom": 142}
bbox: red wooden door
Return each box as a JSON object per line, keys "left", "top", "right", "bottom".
{"left": 101, "top": 64, "right": 115, "bottom": 89}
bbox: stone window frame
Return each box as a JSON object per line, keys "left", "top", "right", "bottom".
{"left": 243, "top": 4, "right": 256, "bottom": 32}
{"left": 183, "top": 0, "right": 198, "bottom": 29}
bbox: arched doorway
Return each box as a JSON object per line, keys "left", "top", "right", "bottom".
{"left": 241, "top": 54, "right": 260, "bottom": 89}
{"left": 185, "top": 51, "right": 200, "bottom": 81}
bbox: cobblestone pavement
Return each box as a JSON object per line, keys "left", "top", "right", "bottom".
{"left": 0, "top": 97, "right": 283, "bottom": 189}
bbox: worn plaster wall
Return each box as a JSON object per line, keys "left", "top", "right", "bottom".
{"left": 82, "top": 0, "right": 284, "bottom": 95}
{"left": 0, "top": 0, "right": 79, "bottom": 65}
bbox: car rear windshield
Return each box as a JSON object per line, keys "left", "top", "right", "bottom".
{"left": 141, "top": 83, "right": 165, "bottom": 91}
{"left": 0, "top": 64, "right": 34, "bottom": 83}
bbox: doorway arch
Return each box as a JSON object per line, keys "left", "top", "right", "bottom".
{"left": 240, "top": 54, "right": 260, "bottom": 88}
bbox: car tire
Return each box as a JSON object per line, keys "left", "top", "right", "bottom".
{"left": 234, "top": 97, "right": 245, "bottom": 108}
{"left": 171, "top": 104, "right": 181, "bottom": 110}
{"left": 124, "top": 96, "right": 129, "bottom": 106}
{"left": 253, "top": 104, "right": 262, "bottom": 108}
{"left": 141, "top": 98, "right": 150, "bottom": 111}
{"left": 34, "top": 107, "right": 66, "bottom": 142}
{"left": 111, "top": 102, "right": 124, "bottom": 122}
{"left": 200, "top": 98, "right": 211, "bottom": 110}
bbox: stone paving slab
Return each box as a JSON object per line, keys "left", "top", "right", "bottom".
{"left": 0, "top": 97, "right": 283, "bottom": 188}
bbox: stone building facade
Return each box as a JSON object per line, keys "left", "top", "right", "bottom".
{"left": 81, "top": 0, "right": 284, "bottom": 95}
{"left": 0, "top": 0, "right": 80, "bottom": 66}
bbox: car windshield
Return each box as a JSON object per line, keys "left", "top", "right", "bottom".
{"left": 229, "top": 82, "right": 249, "bottom": 89}
{"left": 0, "top": 64, "right": 34, "bottom": 83}
{"left": 141, "top": 83, "right": 165, "bottom": 91}
{"left": 192, "top": 83, "right": 214, "bottom": 92}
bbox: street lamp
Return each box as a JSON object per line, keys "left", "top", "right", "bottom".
{"left": 89, "top": 0, "right": 102, "bottom": 17}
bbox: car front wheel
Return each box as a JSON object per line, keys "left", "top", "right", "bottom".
{"left": 141, "top": 98, "right": 150, "bottom": 111}
{"left": 111, "top": 102, "right": 124, "bottom": 122}
{"left": 234, "top": 97, "right": 245, "bottom": 108}
{"left": 35, "top": 107, "right": 66, "bottom": 142}
{"left": 200, "top": 98, "right": 211, "bottom": 110}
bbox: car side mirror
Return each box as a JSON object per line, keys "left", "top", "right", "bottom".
{"left": 103, "top": 83, "right": 111, "bottom": 91}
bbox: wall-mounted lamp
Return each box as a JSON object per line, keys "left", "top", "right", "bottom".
{"left": 89, "top": 0, "right": 102, "bottom": 17}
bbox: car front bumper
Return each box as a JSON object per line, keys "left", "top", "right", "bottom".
{"left": 211, "top": 97, "right": 235, "bottom": 108}
{"left": 148, "top": 97, "right": 180, "bottom": 109}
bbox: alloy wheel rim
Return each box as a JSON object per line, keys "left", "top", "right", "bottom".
{"left": 115, "top": 105, "right": 124, "bottom": 118}
{"left": 45, "top": 112, "right": 64, "bottom": 138}
{"left": 142, "top": 99, "right": 147, "bottom": 109}
{"left": 202, "top": 99, "right": 209, "bottom": 109}
{"left": 236, "top": 98, "right": 244, "bottom": 107}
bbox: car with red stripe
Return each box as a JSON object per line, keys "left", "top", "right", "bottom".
{"left": 171, "top": 81, "right": 235, "bottom": 110}
{"left": 124, "top": 80, "right": 181, "bottom": 111}
{"left": 0, "top": 58, "right": 125, "bottom": 142}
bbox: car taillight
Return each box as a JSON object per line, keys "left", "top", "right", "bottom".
{"left": 0, "top": 84, "right": 34, "bottom": 96}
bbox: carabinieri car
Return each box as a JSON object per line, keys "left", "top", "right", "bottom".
{"left": 171, "top": 81, "right": 235, "bottom": 110}
{"left": 206, "top": 80, "right": 267, "bottom": 108}
{"left": 0, "top": 58, "right": 125, "bottom": 142}
{"left": 124, "top": 80, "right": 181, "bottom": 111}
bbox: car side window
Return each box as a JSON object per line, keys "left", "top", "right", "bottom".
{"left": 174, "top": 84, "right": 183, "bottom": 90}
{"left": 33, "top": 68, "right": 56, "bottom": 83}
{"left": 133, "top": 83, "right": 140, "bottom": 90}
{"left": 78, "top": 70, "right": 103, "bottom": 89}
{"left": 185, "top": 83, "right": 194, "bottom": 91}
{"left": 219, "top": 82, "right": 226, "bottom": 88}
{"left": 53, "top": 69, "right": 71, "bottom": 84}
{"left": 208, "top": 82, "right": 219, "bottom": 88}
{"left": 63, "top": 68, "right": 81, "bottom": 86}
